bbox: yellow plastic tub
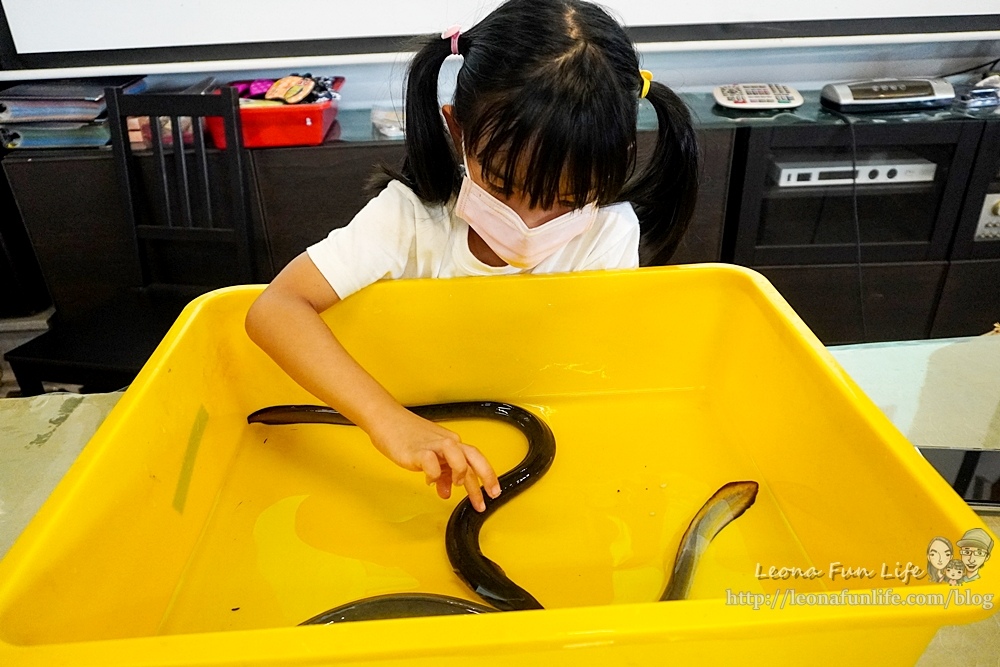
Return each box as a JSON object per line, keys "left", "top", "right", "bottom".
{"left": 0, "top": 265, "right": 995, "bottom": 666}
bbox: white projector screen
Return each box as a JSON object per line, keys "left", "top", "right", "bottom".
{"left": 3, "top": 0, "right": 999, "bottom": 54}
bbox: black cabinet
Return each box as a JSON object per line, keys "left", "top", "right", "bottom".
{"left": 930, "top": 121, "right": 1000, "bottom": 337}
{"left": 726, "top": 118, "right": 990, "bottom": 344}
{"left": 3, "top": 147, "right": 268, "bottom": 321}
{"left": 0, "top": 159, "right": 50, "bottom": 317}
{"left": 729, "top": 122, "right": 982, "bottom": 266}
{"left": 666, "top": 129, "right": 732, "bottom": 265}
{"left": 251, "top": 141, "right": 407, "bottom": 275}
{"left": 757, "top": 262, "right": 947, "bottom": 343}
{"left": 3, "top": 150, "right": 136, "bottom": 322}
{"left": 9, "top": 95, "right": 995, "bottom": 348}
{"left": 932, "top": 260, "right": 1000, "bottom": 337}
{"left": 949, "top": 121, "right": 1000, "bottom": 261}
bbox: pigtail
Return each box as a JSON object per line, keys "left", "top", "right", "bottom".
{"left": 622, "top": 81, "right": 700, "bottom": 266}
{"left": 370, "top": 35, "right": 460, "bottom": 202}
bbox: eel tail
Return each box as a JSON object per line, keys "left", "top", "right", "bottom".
{"left": 660, "top": 480, "right": 759, "bottom": 601}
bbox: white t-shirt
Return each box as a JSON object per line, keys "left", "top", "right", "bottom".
{"left": 306, "top": 180, "right": 640, "bottom": 300}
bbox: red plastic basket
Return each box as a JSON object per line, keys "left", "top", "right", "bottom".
{"left": 207, "top": 97, "right": 338, "bottom": 149}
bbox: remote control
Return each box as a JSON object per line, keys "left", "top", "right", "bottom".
{"left": 713, "top": 83, "right": 804, "bottom": 110}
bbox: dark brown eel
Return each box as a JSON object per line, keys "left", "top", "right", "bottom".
{"left": 247, "top": 401, "right": 757, "bottom": 623}
{"left": 660, "top": 480, "right": 759, "bottom": 601}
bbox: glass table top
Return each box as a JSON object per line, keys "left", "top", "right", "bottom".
{"left": 327, "top": 90, "right": 1000, "bottom": 145}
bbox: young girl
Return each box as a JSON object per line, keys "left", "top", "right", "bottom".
{"left": 245, "top": 0, "right": 699, "bottom": 513}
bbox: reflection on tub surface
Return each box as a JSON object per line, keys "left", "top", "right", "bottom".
{"left": 253, "top": 495, "right": 420, "bottom": 620}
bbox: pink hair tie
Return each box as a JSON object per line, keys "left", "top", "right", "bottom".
{"left": 441, "top": 24, "right": 461, "bottom": 55}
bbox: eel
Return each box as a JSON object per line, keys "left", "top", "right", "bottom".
{"left": 248, "top": 401, "right": 553, "bottom": 619}
{"left": 247, "top": 402, "right": 758, "bottom": 623}
{"left": 299, "top": 592, "right": 496, "bottom": 624}
{"left": 659, "top": 480, "right": 759, "bottom": 601}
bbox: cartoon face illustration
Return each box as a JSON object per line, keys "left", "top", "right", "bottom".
{"left": 960, "top": 547, "right": 990, "bottom": 573}
{"left": 926, "top": 537, "right": 953, "bottom": 580}
{"left": 956, "top": 528, "right": 993, "bottom": 579}
{"left": 943, "top": 560, "right": 965, "bottom": 584}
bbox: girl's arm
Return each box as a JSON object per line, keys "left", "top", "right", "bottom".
{"left": 244, "top": 253, "right": 501, "bottom": 511}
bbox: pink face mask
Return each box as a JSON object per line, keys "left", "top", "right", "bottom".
{"left": 455, "top": 156, "right": 597, "bottom": 269}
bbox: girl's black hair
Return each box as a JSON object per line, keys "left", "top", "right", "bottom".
{"left": 376, "top": 0, "right": 699, "bottom": 265}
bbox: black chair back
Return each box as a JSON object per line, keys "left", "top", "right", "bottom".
{"left": 105, "top": 86, "right": 256, "bottom": 287}
{"left": 4, "top": 86, "right": 261, "bottom": 395}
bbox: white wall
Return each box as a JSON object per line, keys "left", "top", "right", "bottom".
{"left": 1, "top": 1, "right": 997, "bottom": 107}
{"left": 3, "top": 0, "right": 997, "bottom": 54}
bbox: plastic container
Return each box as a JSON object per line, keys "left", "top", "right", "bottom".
{"left": 0, "top": 265, "right": 996, "bottom": 666}
{"left": 207, "top": 98, "right": 338, "bottom": 148}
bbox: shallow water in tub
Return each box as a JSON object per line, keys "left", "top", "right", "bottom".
{"left": 157, "top": 389, "right": 822, "bottom": 635}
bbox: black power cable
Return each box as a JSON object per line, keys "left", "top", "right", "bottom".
{"left": 940, "top": 56, "right": 1000, "bottom": 79}
{"left": 825, "top": 109, "right": 869, "bottom": 342}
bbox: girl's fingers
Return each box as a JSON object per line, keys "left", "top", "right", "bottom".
{"left": 438, "top": 465, "right": 453, "bottom": 490}
{"left": 450, "top": 443, "right": 497, "bottom": 513}
{"left": 463, "top": 472, "right": 486, "bottom": 512}
{"left": 412, "top": 431, "right": 500, "bottom": 512}
{"left": 437, "top": 442, "right": 470, "bottom": 488}
{"left": 420, "top": 450, "right": 442, "bottom": 486}
{"left": 424, "top": 451, "right": 452, "bottom": 500}
{"left": 436, "top": 471, "right": 452, "bottom": 500}
{"left": 461, "top": 444, "right": 501, "bottom": 499}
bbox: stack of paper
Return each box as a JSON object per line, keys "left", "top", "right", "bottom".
{"left": 0, "top": 78, "right": 145, "bottom": 149}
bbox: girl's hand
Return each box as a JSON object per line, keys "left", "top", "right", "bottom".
{"left": 368, "top": 407, "right": 501, "bottom": 512}
{"left": 246, "top": 254, "right": 501, "bottom": 511}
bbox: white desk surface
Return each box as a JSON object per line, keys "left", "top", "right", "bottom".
{"left": 830, "top": 335, "right": 1000, "bottom": 451}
